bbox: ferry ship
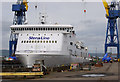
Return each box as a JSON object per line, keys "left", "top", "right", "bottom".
{"left": 10, "top": 23, "right": 89, "bottom": 68}
{"left": 9, "top": 0, "right": 89, "bottom": 68}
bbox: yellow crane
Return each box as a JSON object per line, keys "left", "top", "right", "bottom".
{"left": 102, "top": 0, "right": 110, "bottom": 17}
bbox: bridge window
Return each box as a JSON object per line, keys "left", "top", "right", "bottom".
{"left": 55, "top": 28, "right": 57, "bottom": 30}
{"left": 43, "top": 28, "right": 45, "bottom": 30}
{"left": 36, "top": 28, "right": 38, "bottom": 30}
{"left": 29, "top": 28, "right": 31, "bottom": 30}
{"left": 48, "top": 28, "right": 50, "bottom": 30}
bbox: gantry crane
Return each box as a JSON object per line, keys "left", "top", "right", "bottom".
{"left": 102, "top": 0, "right": 120, "bottom": 58}
{"left": 9, "top": 0, "right": 28, "bottom": 56}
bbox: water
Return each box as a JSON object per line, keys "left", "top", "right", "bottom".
{"left": 88, "top": 53, "right": 104, "bottom": 57}
{"left": 0, "top": 50, "right": 9, "bottom": 57}
{"left": 82, "top": 74, "right": 106, "bottom": 77}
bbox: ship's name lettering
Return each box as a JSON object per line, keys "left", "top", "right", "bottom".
{"left": 29, "top": 36, "right": 50, "bottom": 40}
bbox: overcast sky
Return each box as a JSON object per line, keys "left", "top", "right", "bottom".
{"left": 0, "top": 0, "right": 120, "bottom": 53}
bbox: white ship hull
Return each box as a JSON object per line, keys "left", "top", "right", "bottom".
{"left": 16, "top": 53, "right": 89, "bottom": 68}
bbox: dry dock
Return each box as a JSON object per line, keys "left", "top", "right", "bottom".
{"left": 1, "top": 62, "right": 120, "bottom": 81}
{"left": 34, "top": 62, "right": 119, "bottom": 80}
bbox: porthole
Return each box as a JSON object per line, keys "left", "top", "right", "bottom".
{"left": 52, "top": 41, "right": 54, "bottom": 43}
{"left": 70, "top": 42, "right": 73, "bottom": 45}
{"left": 40, "top": 41, "right": 42, "bottom": 43}
{"left": 37, "top": 41, "right": 39, "bottom": 43}
{"left": 55, "top": 41, "right": 57, "bottom": 43}
{"left": 32, "top": 41, "right": 34, "bottom": 43}
{"left": 49, "top": 41, "right": 51, "bottom": 43}
{"left": 35, "top": 41, "right": 37, "bottom": 43}
{"left": 46, "top": 41, "right": 48, "bottom": 43}
{"left": 43, "top": 41, "right": 45, "bottom": 43}
{"left": 29, "top": 41, "right": 31, "bottom": 43}
{"left": 21, "top": 41, "right": 23, "bottom": 43}
{"left": 27, "top": 41, "right": 28, "bottom": 43}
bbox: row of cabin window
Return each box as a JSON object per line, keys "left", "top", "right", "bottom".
{"left": 11, "top": 28, "right": 72, "bottom": 31}
{"left": 21, "top": 34, "right": 59, "bottom": 36}
{"left": 21, "top": 40, "right": 57, "bottom": 43}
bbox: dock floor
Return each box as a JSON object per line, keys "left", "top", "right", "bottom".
{"left": 1, "top": 62, "right": 120, "bottom": 81}
{"left": 36, "top": 62, "right": 119, "bottom": 80}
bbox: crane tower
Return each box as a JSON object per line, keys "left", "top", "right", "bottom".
{"left": 118, "top": 1, "right": 120, "bottom": 55}
{"left": 102, "top": 0, "right": 120, "bottom": 58}
{"left": 9, "top": 0, "right": 28, "bottom": 56}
